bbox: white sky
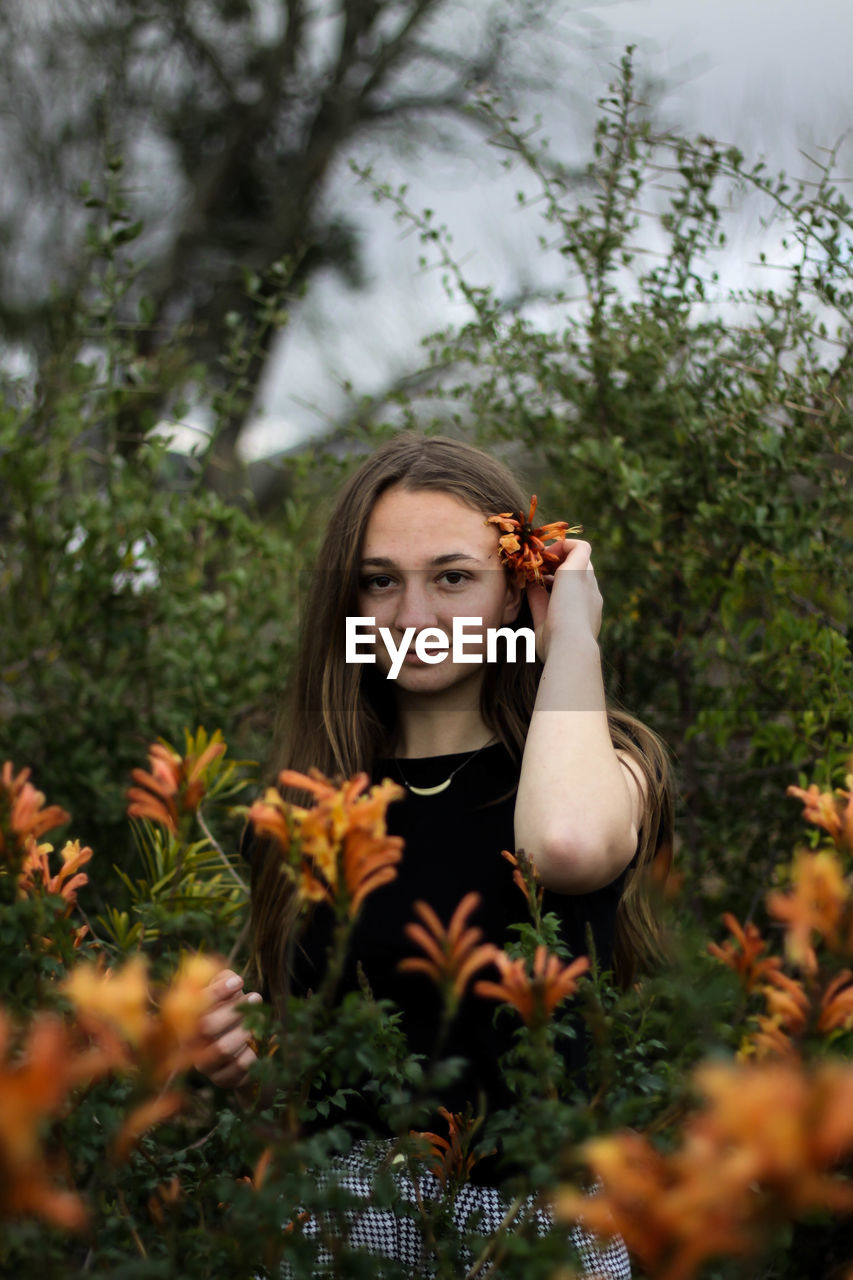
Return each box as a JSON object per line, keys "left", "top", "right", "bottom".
{"left": 233, "top": 0, "right": 853, "bottom": 460}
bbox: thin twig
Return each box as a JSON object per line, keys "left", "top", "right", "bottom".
{"left": 196, "top": 807, "right": 249, "bottom": 893}
{"left": 117, "top": 1189, "right": 147, "bottom": 1257}
{"left": 227, "top": 912, "right": 252, "bottom": 969}
{"left": 465, "top": 1191, "right": 529, "bottom": 1279}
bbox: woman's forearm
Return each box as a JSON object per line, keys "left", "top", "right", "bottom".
{"left": 514, "top": 637, "right": 638, "bottom": 894}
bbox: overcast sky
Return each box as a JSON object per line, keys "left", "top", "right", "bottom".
{"left": 236, "top": 0, "right": 853, "bottom": 460}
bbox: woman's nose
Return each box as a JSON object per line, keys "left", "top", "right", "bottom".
{"left": 393, "top": 574, "right": 440, "bottom": 633}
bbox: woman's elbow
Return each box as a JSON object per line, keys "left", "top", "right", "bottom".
{"left": 527, "top": 823, "right": 638, "bottom": 895}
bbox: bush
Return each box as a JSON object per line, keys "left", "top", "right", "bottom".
{"left": 353, "top": 48, "right": 853, "bottom": 917}
{"left": 2, "top": 734, "right": 853, "bottom": 1278}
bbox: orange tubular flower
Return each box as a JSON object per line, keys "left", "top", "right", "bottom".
{"left": 17, "top": 838, "right": 93, "bottom": 908}
{"left": 0, "top": 1011, "right": 92, "bottom": 1231}
{"left": 398, "top": 892, "right": 498, "bottom": 1002}
{"left": 766, "top": 849, "right": 849, "bottom": 972}
{"left": 741, "top": 970, "right": 812, "bottom": 1062}
{"left": 501, "top": 848, "right": 543, "bottom": 914}
{"left": 707, "top": 912, "right": 782, "bottom": 992}
{"left": 556, "top": 1130, "right": 722, "bottom": 1280}
{"left": 557, "top": 1059, "right": 853, "bottom": 1280}
{"left": 127, "top": 745, "right": 182, "bottom": 832}
{"left": 474, "top": 945, "right": 590, "bottom": 1027}
{"left": 254, "top": 769, "right": 404, "bottom": 916}
{"left": 127, "top": 735, "right": 227, "bottom": 833}
{"left": 760, "top": 970, "right": 810, "bottom": 1036}
{"left": 412, "top": 1107, "right": 485, "bottom": 1187}
{"left": 343, "top": 827, "right": 402, "bottom": 913}
{"left": 64, "top": 955, "right": 152, "bottom": 1049}
{"left": 748, "top": 1016, "right": 802, "bottom": 1062}
{"left": 248, "top": 788, "right": 291, "bottom": 850}
{"left": 113, "top": 1092, "right": 184, "bottom": 1163}
{"left": 156, "top": 953, "right": 222, "bottom": 1050}
{"left": 485, "top": 495, "right": 581, "bottom": 585}
{"left": 65, "top": 952, "right": 222, "bottom": 1083}
{"left": 787, "top": 775, "right": 853, "bottom": 852}
{"left": 818, "top": 971, "right": 853, "bottom": 1033}
{"left": 0, "top": 762, "right": 70, "bottom": 861}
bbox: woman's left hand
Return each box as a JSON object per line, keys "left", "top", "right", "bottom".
{"left": 525, "top": 538, "right": 603, "bottom": 664}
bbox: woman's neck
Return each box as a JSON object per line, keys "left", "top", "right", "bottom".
{"left": 391, "top": 688, "right": 493, "bottom": 759}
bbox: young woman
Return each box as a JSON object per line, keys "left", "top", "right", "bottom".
{"left": 199, "top": 432, "right": 674, "bottom": 1277}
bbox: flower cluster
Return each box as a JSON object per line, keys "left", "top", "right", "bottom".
{"left": 1, "top": 762, "right": 70, "bottom": 871}
{"left": 249, "top": 769, "right": 404, "bottom": 915}
{"left": 14, "top": 838, "right": 94, "bottom": 954}
{"left": 126, "top": 729, "right": 227, "bottom": 834}
{"left": 767, "top": 847, "right": 851, "bottom": 973}
{"left": 474, "top": 945, "right": 590, "bottom": 1028}
{"left": 0, "top": 952, "right": 221, "bottom": 1232}
{"left": 706, "top": 912, "right": 782, "bottom": 992}
{"left": 708, "top": 860, "right": 853, "bottom": 1062}
{"left": 398, "top": 889, "right": 590, "bottom": 1028}
{"left": 708, "top": 772, "right": 853, "bottom": 1061}
{"left": 63, "top": 951, "right": 221, "bottom": 1083}
{"left": 557, "top": 1059, "right": 853, "bottom": 1280}
{"left": 398, "top": 892, "right": 496, "bottom": 1003}
{"left": 412, "top": 1107, "right": 487, "bottom": 1188}
{"left": 787, "top": 770, "right": 853, "bottom": 852}
{"left": 501, "top": 847, "right": 543, "bottom": 915}
{"left": 486, "top": 496, "right": 581, "bottom": 585}
{"left": 0, "top": 1010, "right": 102, "bottom": 1231}
{"left": 17, "top": 838, "right": 93, "bottom": 911}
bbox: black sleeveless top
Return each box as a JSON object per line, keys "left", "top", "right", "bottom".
{"left": 279, "top": 742, "right": 626, "bottom": 1174}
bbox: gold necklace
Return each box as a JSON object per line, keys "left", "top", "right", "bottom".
{"left": 394, "top": 738, "right": 495, "bottom": 797}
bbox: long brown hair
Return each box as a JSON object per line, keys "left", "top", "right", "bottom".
{"left": 250, "top": 432, "right": 674, "bottom": 1001}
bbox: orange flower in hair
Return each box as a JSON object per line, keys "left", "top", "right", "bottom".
{"left": 486, "top": 495, "right": 581, "bottom": 584}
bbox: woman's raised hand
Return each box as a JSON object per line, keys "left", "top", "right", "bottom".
{"left": 195, "top": 968, "right": 263, "bottom": 1092}
{"left": 526, "top": 538, "right": 603, "bottom": 664}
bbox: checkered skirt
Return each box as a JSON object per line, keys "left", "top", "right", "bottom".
{"left": 281, "top": 1138, "right": 631, "bottom": 1278}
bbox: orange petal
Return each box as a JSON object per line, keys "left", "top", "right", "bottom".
{"left": 113, "top": 1092, "right": 184, "bottom": 1163}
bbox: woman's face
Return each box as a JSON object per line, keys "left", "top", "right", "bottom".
{"left": 356, "top": 485, "right": 522, "bottom": 692}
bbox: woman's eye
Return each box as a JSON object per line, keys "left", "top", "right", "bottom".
{"left": 362, "top": 574, "right": 394, "bottom": 590}
{"left": 440, "top": 571, "right": 468, "bottom": 586}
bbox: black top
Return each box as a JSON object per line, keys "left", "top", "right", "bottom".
{"left": 278, "top": 742, "right": 626, "bottom": 1172}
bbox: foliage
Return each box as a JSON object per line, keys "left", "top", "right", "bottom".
{"left": 352, "top": 47, "right": 853, "bottom": 922}
{"left": 3, "top": 734, "right": 853, "bottom": 1278}
{"left": 0, "top": 163, "right": 309, "bottom": 892}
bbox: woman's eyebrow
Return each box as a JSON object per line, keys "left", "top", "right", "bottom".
{"left": 360, "top": 553, "right": 483, "bottom": 568}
